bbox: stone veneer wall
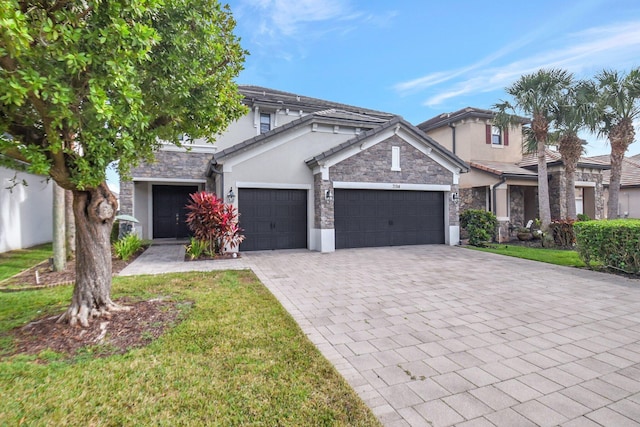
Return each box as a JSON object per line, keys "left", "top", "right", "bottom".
{"left": 509, "top": 186, "right": 526, "bottom": 228}
{"left": 548, "top": 167, "right": 605, "bottom": 220}
{"left": 118, "top": 150, "right": 214, "bottom": 216}
{"left": 459, "top": 187, "right": 487, "bottom": 212}
{"left": 576, "top": 169, "right": 605, "bottom": 219}
{"left": 329, "top": 135, "right": 459, "bottom": 226}
{"left": 314, "top": 174, "right": 334, "bottom": 229}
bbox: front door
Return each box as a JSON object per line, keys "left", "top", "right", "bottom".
{"left": 152, "top": 185, "right": 199, "bottom": 238}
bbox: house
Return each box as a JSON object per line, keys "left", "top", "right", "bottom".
{"left": 418, "top": 107, "right": 608, "bottom": 241}
{"left": 588, "top": 154, "right": 640, "bottom": 218}
{"left": 0, "top": 159, "right": 53, "bottom": 253}
{"left": 119, "top": 86, "right": 468, "bottom": 252}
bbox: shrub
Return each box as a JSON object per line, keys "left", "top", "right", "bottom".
{"left": 460, "top": 209, "right": 498, "bottom": 247}
{"left": 577, "top": 213, "right": 591, "bottom": 222}
{"left": 574, "top": 219, "right": 640, "bottom": 273}
{"left": 185, "top": 192, "right": 245, "bottom": 255}
{"left": 185, "top": 237, "right": 208, "bottom": 260}
{"left": 549, "top": 219, "right": 576, "bottom": 248}
{"left": 113, "top": 233, "right": 143, "bottom": 261}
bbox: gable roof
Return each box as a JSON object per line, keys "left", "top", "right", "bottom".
{"left": 210, "top": 108, "right": 389, "bottom": 166}
{"left": 238, "top": 85, "right": 393, "bottom": 119}
{"left": 304, "top": 116, "right": 468, "bottom": 172}
{"left": 417, "top": 107, "right": 529, "bottom": 132}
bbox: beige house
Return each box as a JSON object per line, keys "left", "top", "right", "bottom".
{"left": 119, "top": 86, "right": 468, "bottom": 252}
{"left": 418, "top": 107, "right": 608, "bottom": 241}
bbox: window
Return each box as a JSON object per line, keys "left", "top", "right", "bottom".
{"left": 260, "top": 113, "right": 271, "bottom": 134}
{"left": 491, "top": 126, "right": 502, "bottom": 145}
{"left": 391, "top": 146, "right": 401, "bottom": 171}
{"left": 486, "top": 124, "right": 509, "bottom": 146}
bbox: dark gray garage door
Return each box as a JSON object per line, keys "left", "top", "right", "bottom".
{"left": 239, "top": 188, "right": 307, "bottom": 251}
{"left": 334, "top": 189, "right": 444, "bottom": 249}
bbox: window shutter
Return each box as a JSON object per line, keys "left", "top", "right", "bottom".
{"left": 486, "top": 125, "right": 491, "bottom": 144}
{"left": 504, "top": 128, "right": 509, "bottom": 146}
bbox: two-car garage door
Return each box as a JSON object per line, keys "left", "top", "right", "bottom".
{"left": 239, "top": 188, "right": 444, "bottom": 251}
{"left": 334, "top": 189, "right": 444, "bottom": 249}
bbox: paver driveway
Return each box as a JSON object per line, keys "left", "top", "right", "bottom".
{"left": 245, "top": 245, "right": 640, "bottom": 426}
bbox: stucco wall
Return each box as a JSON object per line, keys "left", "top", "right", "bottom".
{"left": 425, "top": 122, "right": 523, "bottom": 164}
{"left": 0, "top": 167, "right": 53, "bottom": 253}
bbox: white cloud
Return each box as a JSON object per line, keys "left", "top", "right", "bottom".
{"left": 397, "top": 20, "right": 640, "bottom": 107}
{"left": 238, "top": 0, "right": 355, "bottom": 37}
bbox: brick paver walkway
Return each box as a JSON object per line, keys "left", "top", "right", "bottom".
{"left": 244, "top": 246, "right": 640, "bottom": 426}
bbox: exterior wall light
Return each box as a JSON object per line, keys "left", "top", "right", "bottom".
{"left": 451, "top": 192, "right": 459, "bottom": 203}
{"left": 325, "top": 190, "right": 334, "bottom": 202}
{"left": 227, "top": 187, "right": 235, "bottom": 203}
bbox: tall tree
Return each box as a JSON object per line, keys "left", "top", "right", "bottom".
{"left": 0, "top": 0, "right": 247, "bottom": 326}
{"left": 553, "top": 83, "right": 589, "bottom": 220}
{"left": 583, "top": 69, "right": 640, "bottom": 219}
{"left": 494, "top": 69, "right": 573, "bottom": 230}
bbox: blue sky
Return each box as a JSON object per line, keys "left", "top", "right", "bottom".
{"left": 228, "top": 0, "right": 640, "bottom": 157}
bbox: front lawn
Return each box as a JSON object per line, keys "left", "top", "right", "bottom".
{"left": 0, "top": 243, "right": 53, "bottom": 281}
{"left": 0, "top": 271, "right": 380, "bottom": 426}
{"left": 467, "top": 244, "right": 586, "bottom": 268}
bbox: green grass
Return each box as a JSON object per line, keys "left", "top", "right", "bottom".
{"left": 467, "top": 244, "right": 587, "bottom": 268}
{"left": 0, "top": 271, "right": 380, "bottom": 426}
{"left": 0, "top": 243, "right": 53, "bottom": 281}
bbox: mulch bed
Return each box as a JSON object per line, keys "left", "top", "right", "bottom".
{"left": 6, "top": 298, "right": 189, "bottom": 360}
{"left": 1, "top": 246, "right": 192, "bottom": 361}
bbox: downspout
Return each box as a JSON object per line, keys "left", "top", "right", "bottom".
{"left": 449, "top": 123, "right": 456, "bottom": 155}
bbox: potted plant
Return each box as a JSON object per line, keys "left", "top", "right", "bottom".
{"left": 516, "top": 227, "right": 534, "bottom": 241}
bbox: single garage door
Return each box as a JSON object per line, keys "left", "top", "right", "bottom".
{"left": 334, "top": 189, "right": 444, "bottom": 249}
{"left": 239, "top": 188, "right": 307, "bottom": 251}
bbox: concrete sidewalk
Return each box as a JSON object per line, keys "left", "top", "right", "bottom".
{"left": 121, "top": 244, "right": 640, "bottom": 426}
{"left": 118, "top": 243, "right": 249, "bottom": 276}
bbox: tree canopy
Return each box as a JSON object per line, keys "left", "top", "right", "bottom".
{"left": 0, "top": 0, "right": 247, "bottom": 189}
{"left": 0, "top": 0, "right": 247, "bottom": 326}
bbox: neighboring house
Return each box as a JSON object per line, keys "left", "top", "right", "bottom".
{"left": 588, "top": 154, "right": 640, "bottom": 218}
{"left": 418, "top": 107, "right": 608, "bottom": 241}
{"left": 0, "top": 162, "right": 53, "bottom": 253}
{"left": 119, "top": 86, "right": 468, "bottom": 252}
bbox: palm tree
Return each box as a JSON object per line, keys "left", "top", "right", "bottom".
{"left": 494, "top": 68, "right": 573, "bottom": 230}
{"left": 583, "top": 69, "right": 640, "bottom": 219}
{"left": 553, "top": 83, "right": 589, "bottom": 220}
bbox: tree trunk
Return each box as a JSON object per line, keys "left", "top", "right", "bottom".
{"left": 565, "top": 163, "right": 577, "bottom": 220}
{"left": 65, "top": 190, "right": 76, "bottom": 259}
{"left": 558, "top": 133, "right": 582, "bottom": 221}
{"left": 52, "top": 182, "right": 66, "bottom": 271}
{"left": 57, "top": 182, "right": 128, "bottom": 327}
{"left": 536, "top": 140, "right": 552, "bottom": 229}
{"left": 607, "top": 120, "right": 635, "bottom": 219}
{"left": 607, "top": 147, "right": 624, "bottom": 219}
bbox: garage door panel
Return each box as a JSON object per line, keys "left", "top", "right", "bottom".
{"left": 239, "top": 188, "right": 307, "bottom": 251}
{"left": 335, "top": 189, "right": 444, "bottom": 249}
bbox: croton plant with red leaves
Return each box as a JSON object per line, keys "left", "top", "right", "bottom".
{"left": 185, "top": 191, "right": 245, "bottom": 256}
